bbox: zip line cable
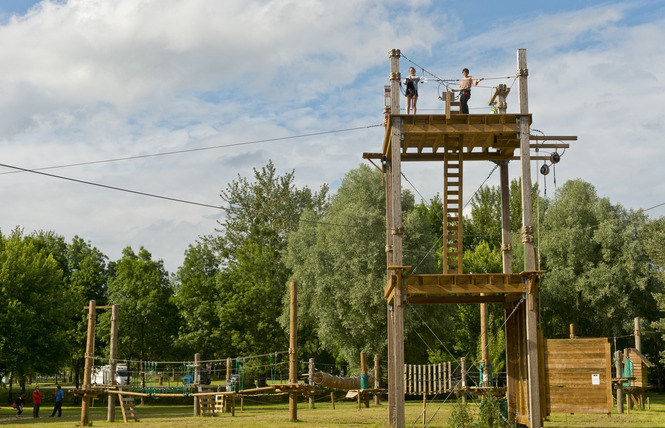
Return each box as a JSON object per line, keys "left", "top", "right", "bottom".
{"left": 0, "top": 123, "right": 384, "bottom": 176}
{"left": 0, "top": 162, "right": 223, "bottom": 210}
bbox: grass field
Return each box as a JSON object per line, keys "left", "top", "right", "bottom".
{"left": 2, "top": 393, "right": 665, "bottom": 427}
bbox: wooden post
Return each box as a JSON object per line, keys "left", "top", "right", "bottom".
{"left": 615, "top": 350, "right": 624, "bottom": 413}
{"left": 289, "top": 280, "right": 298, "bottom": 422}
{"left": 331, "top": 392, "right": 335, "bottom": 410}
{"left": 360, "top": 351, "right": 369, "bottom": 408}
{"left": 460, "top": 357, "right": 467, "bottom": 404}
{"left": 81, "top": 300, "right": 97, "bottom": 427}
{"left": 569, "top": 324, "right": 575, "bottom": 339}
{"left": 480, "top": 300, "right": 489, "bottom": 386}
{"left": 387, "top": 47, "right": 405, "bottom": 428}
{"left": 107, "top": 304, "right": 119, "bottom": 422}
{"left": 374, "top": 354, "right": 380, "bottom": 405}
{"left": 385, "top": 93, "right": 396, "bottom": 425}
{"left": 517, "top": 48, "right": 542, "bottom": 428}
{"left": 634, "top": 317, "right": 646, "bottom": 408}
{"left": 422, "top": 394, "right": 427, "bottom": 425}
{"left": 309, "top": 358, "right": 315, "bottom": 409}
{"left": 194, "top": 353, "right": 200, "bottom": 416}
{"left": 624, "top": 348, "right": 632, "bottom": 412}
{"left": 225, "top": 357, "right": 232, "bottom": 412}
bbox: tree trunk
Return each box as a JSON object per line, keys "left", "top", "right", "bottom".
{"left": 8, "top": 375, "right": 13, "bottom": 403}
{"left": 19, "top": 377, "right": 26, "bottom": 395}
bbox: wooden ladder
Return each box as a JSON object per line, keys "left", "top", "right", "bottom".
{"left": 443, "top": 137, "right": 464, "bottom": 274}
{"left": 118, "top": 394, "right": 137, "bottom": 423}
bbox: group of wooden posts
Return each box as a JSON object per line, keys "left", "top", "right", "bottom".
{"left": 610, "top": 318, "right": 653, "bottom": 414}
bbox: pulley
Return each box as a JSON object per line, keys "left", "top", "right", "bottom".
{"left": 540, "top": 164, "right": 550, "bottom": 175}
{"left": 550, "top": 152, "right": 561, "bottom": 164}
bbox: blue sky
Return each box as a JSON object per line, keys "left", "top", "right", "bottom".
{"left": 0, "top": 0, "right": 664, "bottom": 273}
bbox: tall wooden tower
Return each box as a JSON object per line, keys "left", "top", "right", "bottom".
{"left": 364, "top": 49, "right": 576, "bottom": 428}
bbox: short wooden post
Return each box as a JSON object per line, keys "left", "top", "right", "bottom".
{"left": 225, "top": 357, "right": 232, "bottom": 412}
{"left": 241, "top": 395, "right": 244, "bottom": 411}
{"left": 569, "top": 324, "right": 575, "bottom": 339}
{"left": 331, "top": 392, "right": 335, "bottom": 410}
{"left": 624, "top": 348, "right": 632, "bottom": 412}
{"left": 422, "top": 393, "right": 427, "bottom": 425}
{"left": 615, "top": 351, "right": 624, "bottom": 414}
{"left": 374, "top": 354, "right": 380, "bottom": 405}
{"left": 448, "top": 361, "right": 452, "bottom": 392}
{"left": 360, "top": 351, "right": 369, "bottom": 408}
{"left": 309, "top": 358, "right": 315, "bottom": 409}
{"left": 461, "top": 357, "right": 467, "bottom": 404}
{"left": 194, "top": 353, "right": 200, "bottom": 416}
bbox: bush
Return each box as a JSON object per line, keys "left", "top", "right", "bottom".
{"left": 447, "top": 398, "right": 473, "bottom": 428}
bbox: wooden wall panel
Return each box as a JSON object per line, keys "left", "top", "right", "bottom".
{"left": 543, "top": 339, "right": 612, "bottom": 414}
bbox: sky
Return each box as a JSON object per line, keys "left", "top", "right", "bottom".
{"left": 0, "top": 0, "right": 664, "bottom": 274}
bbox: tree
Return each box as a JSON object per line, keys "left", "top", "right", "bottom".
{"left": 0, "top": 229, "right": 74, "bottom": 395}
{"left": 203, "top": 160, "right": 327, "bottom": 357}
{"left": 539, "top": 179, "right": 658, "bottom": 339}
{"left": 172, "top": 242, "right": 222, "bottom": 359}
{"left": 99, "top": 247, "right": 178, "bottom": 364}
{"left": 64, "top": 236, "right": 108, "bottom": 389}
{"left": 285, "top": 165, "right": 452, "bottom": 369}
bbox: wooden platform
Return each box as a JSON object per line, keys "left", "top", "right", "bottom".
{"left": 364, "top": 113, "right": 573, "bottom": 164}
{"left": 385, "top": 270, "right": 542, "bottom": 305}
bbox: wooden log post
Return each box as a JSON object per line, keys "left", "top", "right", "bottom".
{"left": 460, "top": 357, "right": 467, "bottom": 405}
{"left": 615, "top": 351, "right": 624, "bottom": 414}
{"left": 569, "top": 324, "right": 575, "bottom": 339}
{"left": 517, "top": 48, "right": 542, "bottom": 428}
{"left": 225, "top": 357, "right": 232, "bottom": 412}
{"left": 194, "top": 353, "right": 200, "bottom": 416}
{"left": 422, "top": 394, "right": 427, "bottom": 425}
{"left": 107, "top": 304, "right": 119, "bottom": 422}
{"left": 374, "top": 354, "right": 380, "bottom": 405}
{"left": 309, "top": 358, "right": 315, "bottom": 409}
{"left": 81, "top": 300, "right": 96, "bottom": 427}
{"left": 624, "top": 348, "right": 632, "bottom": 412}
{"left": 331, "top": 392, "right": 335, "bottom": 410}
{"left": 386, "top": 47, "right": 405, "bottom": 428}
{"left": 480, "top": 300, "right": 489, "bottom": 386}
{"left": 288, "top": 280, "right": 298, "bottom": 422}
{"left": 360, "top": 351, "right": 369, "bottom": 408}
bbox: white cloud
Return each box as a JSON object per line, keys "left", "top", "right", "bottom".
{"left": 0, "top": 0, "right": 663, "bottom": 273}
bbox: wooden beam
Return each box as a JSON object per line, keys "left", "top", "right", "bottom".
{"left": 407, "top": 295, "right": 509, "bottom": 304}
{"left": 529, "top": 135, "right": 577, "bottom": 141}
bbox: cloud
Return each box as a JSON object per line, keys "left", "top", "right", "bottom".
{"left": 1, "top": 0, "right": 663, "bottom": 274}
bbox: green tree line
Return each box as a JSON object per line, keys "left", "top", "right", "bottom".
{"left": 2, "top": 160, "right": 665, "bottom": 398}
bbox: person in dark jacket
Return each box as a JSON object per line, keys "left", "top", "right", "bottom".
{"left": 14, "top": 394, "right": 26, "bottom": 419}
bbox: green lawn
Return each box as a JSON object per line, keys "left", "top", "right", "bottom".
{"left": 1, "top": 394, "right": 665, "bottom": 427}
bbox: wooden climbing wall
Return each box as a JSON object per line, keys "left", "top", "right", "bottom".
{"left": 543, "top": 338, "right": 612, "bottom": 414}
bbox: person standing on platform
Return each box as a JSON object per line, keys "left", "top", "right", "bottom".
{"left": 32, "top": 386, "right": 42, "bottom": 418}
{"left": 452, "top": 68, "right": 483, "bottom": 114}
{"left": 404, "top": 67, "right": 426, "bottom": 114}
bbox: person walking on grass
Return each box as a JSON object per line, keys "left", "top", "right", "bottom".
{"left": 50, "top": 385, "right": 64, "bottom": 417}
{"left": 32, "top": 386, "right": 42, "bottom": 417}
